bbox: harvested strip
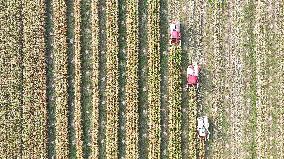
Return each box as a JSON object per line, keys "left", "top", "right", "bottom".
{"left": 276, "top": 2, "right": 284, "bottom": 157}
{"left": 241, "top": 0, "right": 257, "bottom": 158}
{"left": 73, "top": 0, "right": 83, "bottom": 157}
{"left": 147, "top": 0, "right": 161, "bottom": 158}
{"left": 21, "top": 0, "right": 47, "bottom": 158}
{"left": 52, "top": 0, "right": 69, "bottom": 157}
{"left": 227, "top": 1, "right": 246, "bottom": 158}
{"left": 255, "top": 1, "right": 268, "bottom": 158}
{"left": 90, "top": 0, "right": 100, "bottom": 158}
{"left": 105, "top": 0, "right": 119, "bottom": 158}
{"left": 201, "top": 2, "right": 227, "bottom": 158}
{"left": 125, "top": 0, "right": 139, "bottom": 158}
{"left": 0, "top": 0, "right": 22, "bottom": 158}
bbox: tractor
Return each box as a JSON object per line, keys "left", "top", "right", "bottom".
{"left": 169, "top": 20, "right": 181, "bottom": 46}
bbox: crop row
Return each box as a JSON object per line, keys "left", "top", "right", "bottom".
{"left": 125, "top": 0, "right": 139, "bottom": 158}
{"left": 52, "top": 0, "right": 69, "bottom": 157}
{"left": 73, "top": 0, "right": 84, "bottom": 158}
{"left": 187, "top": 88, "right": 197, "bottom": 158}
{"left": 146, "top": 0, "right": 161, "bottom": 158}
{"left": 21, "top": 0, "right": 47, "bottom": 158}
{"left": 168, "top": 47, "right": 182, "bottom": 159}
{"left": 105, "top": 0, "right": 119, "bottom": 158}
{"left": 0, "top": 0, "right": 22, "bottom": 158}
{"left": 90, "top": 0, "right": 100, "bottom": 158}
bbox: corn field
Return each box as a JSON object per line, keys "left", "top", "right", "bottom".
{"left": 0, "top": 0, "right": 283, "bottom": 159}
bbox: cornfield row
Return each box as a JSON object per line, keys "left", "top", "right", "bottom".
{"left": 90, "top": 0, "right": 100, "bottom": 158}
{"left": 146, "top": 0, "right": 161, "bottom": 158}
{"left": 73, "top": 0, "right": 83, "bottom": 158}
{"left": 188, "top": 88, "right": 197, "bottom": 159}
{"left": 168, "top": 46, "right": 182, "bottom": 159}
{"left": 125, "top": 0, "right": 139, "bottom": 158}
{"left": 105, "top": 0, "right": 119, "bottom": 158}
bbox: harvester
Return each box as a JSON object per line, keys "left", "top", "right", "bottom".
{"left": 187, "top": 62, "right": 201, "bottom": 88}
{"left": 169, "top": 20, "right": 181, "bottom": 46}
{"left": 197, "top": 116, "right": 210, "bottom": 141}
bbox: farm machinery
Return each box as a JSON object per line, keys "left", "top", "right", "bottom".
{"left": 169, "top": 20, "right": 181, "bottom": 46}
{"left": 169, "top": 20, "right": 210, "bottom": 157}
{"left": 197, "top": 116, "right": 210, "bottom": 141}
{"left": 186, "top": 62, "right": 201, "bottom": 88}
{"left": 197, "top": 116, "right": 210, "bottom": 159}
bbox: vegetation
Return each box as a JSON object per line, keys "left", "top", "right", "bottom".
{"left": 0, "top": 0, "right": 283, "bottom": 158}
{"left": 125, "top": 0, "right": 139, "bottom": 158}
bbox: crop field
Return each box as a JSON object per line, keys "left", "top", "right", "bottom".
{"left": 0, "top": 0, "right": 283, "bottom": 159}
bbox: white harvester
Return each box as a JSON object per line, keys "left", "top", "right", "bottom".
{"left": 197, "top": 116, "right": 210, "bottom": 141}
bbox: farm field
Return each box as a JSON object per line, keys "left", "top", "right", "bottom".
{"left": 0, "top": 0, "right": 283, "bottom": 158}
